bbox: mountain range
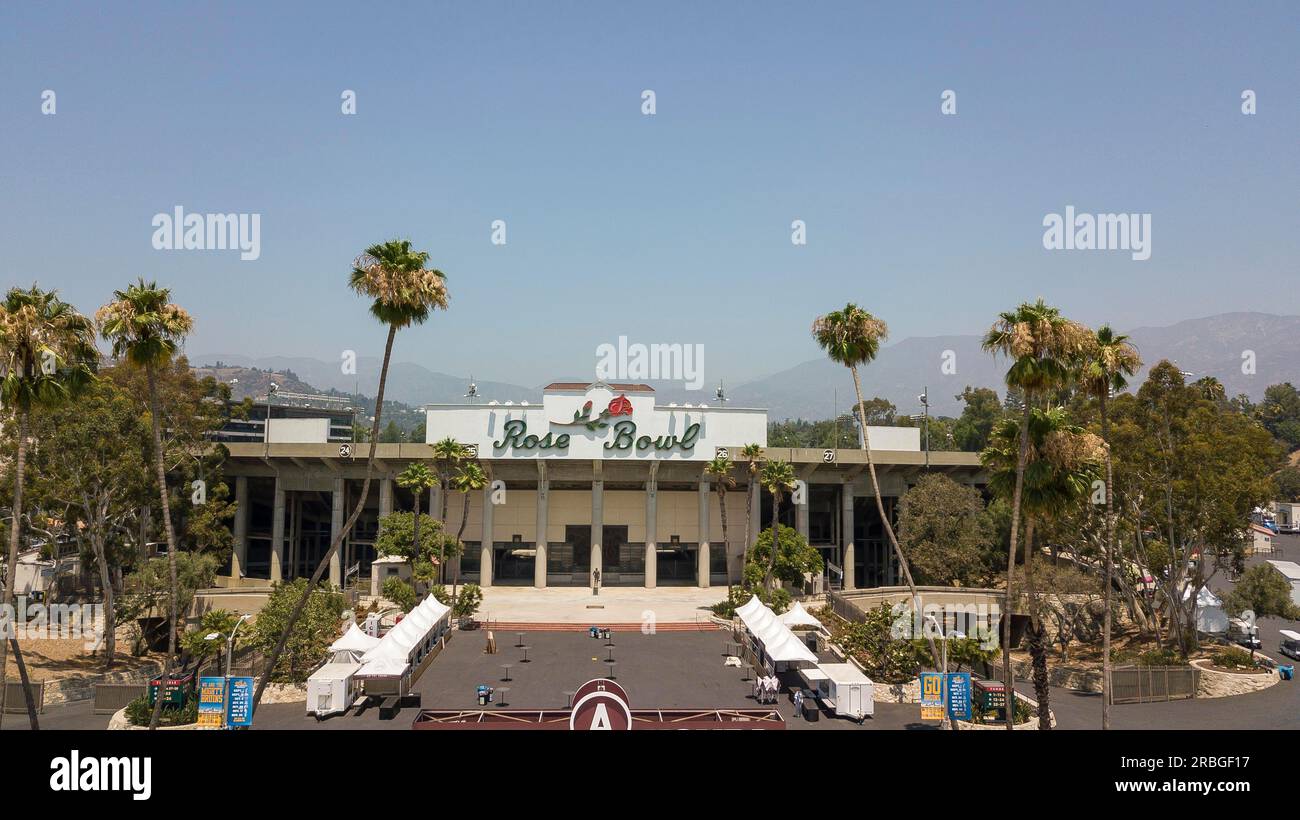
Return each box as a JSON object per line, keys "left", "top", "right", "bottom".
{"left": 194, "top": 312, "right": 1300, "bottom": 420}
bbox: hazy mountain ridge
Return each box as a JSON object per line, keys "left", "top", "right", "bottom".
{"left": 194, "top": 312, "right": 1300, "bottom": 422}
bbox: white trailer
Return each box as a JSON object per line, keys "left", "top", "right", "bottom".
{"left": 306, "top": 662, "right": 360, "bottom": 718}
{"left": 801, "top": 663, "right": 873, "bottom": 722}
{"left": 1267, "top": 561, "right": 1300, "bottom": 608}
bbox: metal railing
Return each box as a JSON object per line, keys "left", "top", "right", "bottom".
{"left": 1109, "top": 665, "right": 1200, "bottom": 704}
{"left": 93, "top": 683, "right": 147, "bottom": 715}
{"left": 3, "top": 681, "right": 45, "bottom": 715}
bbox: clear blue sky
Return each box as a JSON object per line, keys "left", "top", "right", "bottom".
{"left": 2, "top": 1, "right": 1297, "bottom": 388}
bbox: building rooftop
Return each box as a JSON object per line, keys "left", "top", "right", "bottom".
{"left": 543, "top": 381, "right": 654, "bottom": 392}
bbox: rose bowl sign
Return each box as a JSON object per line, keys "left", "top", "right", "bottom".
{"left": 569, "top": 678, "right": 632, "bottom": 731}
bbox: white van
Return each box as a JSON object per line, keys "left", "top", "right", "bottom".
{"left": 1279, "top": 629, "right": 1300, "bottom": 661}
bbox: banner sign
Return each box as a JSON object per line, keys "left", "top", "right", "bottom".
{"left": 946, "top": 672, "right": 972, "bottom": 721}
{"left": 198, "top": 677, "right": 226, "bottom": 729}
{"left": 226, "top": 676, "right": 255, "bottom": 728}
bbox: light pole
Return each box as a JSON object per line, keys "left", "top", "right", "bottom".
{"left": 263, "top": 382, "right": 279, "bottom": 456}
{"left": 918, "top": 387, "right": 930, "bottom": 471}
{"left": 924, "top": 614, "right": 960, "bottom": 730}
{"left": 205, "top": 613, "right": 251, "bottom": 728}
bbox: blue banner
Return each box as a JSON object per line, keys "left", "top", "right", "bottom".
{"left": 226, "top": 676, "right": 255, "bottom": 728}
{"left": 946, "top": 672, "right": 972, "bottom": 721}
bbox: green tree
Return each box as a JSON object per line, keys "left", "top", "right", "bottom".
{"left": 1258, "top": 383, "right": 1300, "bottom": 451}
{"left": 981, "top": 298, "right": 1090, "bottom": 729}
{"left": 0, "top": 284, "right": 97, "bottom": 729}
{"left": 430, "top": 436, "right": 467, "bottom": 580}
{"left": 395, "top": 461, "right": 437, "bottom": 575}
{"left": 97, "top": 279, "right": 194, "bottom": 729}
{"left": 952, "top": 386, "right": 1004, "bottom": 452}
{"left": 740, "top": 443, "right": 762, "bottom": 567}
{"left": 181, "top": 609, "right": 248, "bottom": 673}
{"left": 24, "top": 374, "right": 151, "bottom": 668}
{"left": 374, "top": 511, "right": 447, "bottom": 563}
{"left": 704, "top": 456, "right": 736, "bottom": 587}
{"left": 252, "top": 578, "right": 345, "bottom": 683}
{"left": 982, "top": 406, "right": 1104, "bottom": 726}
{"left": 749, "top": 523, "right": 824, "bottom": 588}
{"left": 897, "top": 474, "right": 998, "bottom": 587}
{"left": 253, "top": 240, "right": 448, "bottom": 712}
{"left": 382, "top": 577, "right": 419, "bottom": 613}
{"left": 1109, "top": 361, "right": 1281, "bottom": 657}
{"left": 758, "top": 460, "right": 796, "bottom": 588}
{"left": 813, "top": 303, "right": 940, "bottom": 671}
{"left": 450, "top": 461, "right": 488, "bottom": 602}
{"left": 1223, "top": 564, "right": 1300, "bottom": 621}
{"left": 1078, "top": 323, "right": 1140, "bottom": 729}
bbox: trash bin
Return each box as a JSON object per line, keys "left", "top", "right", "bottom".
{"left": 801, "top": 691, "right": 819, "bottom": 722}
{"left": 1279, "top": 664, "right": 1294, "bottom": 680}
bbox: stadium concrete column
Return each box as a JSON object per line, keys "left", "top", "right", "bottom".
{"left": 644, "top": 463, "right": 658, "bottom": 589}
{"left": 232, "top": 476, "right": 248, "bottom": 581}
{"left": 796, "top": 480, "right": 810, "bottom": 541}
{"left": 591, "top": 463, "right": 604, "bottom": 582}
{"left": 841, "top": 480, "right": 855, "bottom": 590}
{"left": 697, "top": 478, "right": 710, "bottom": 588}
{"left": 479, "top": 480, "right": 494, "bottom": 587}
{"left": 379, "top": 478, "right": 393, "bottom": 517}
{"left": 270, "top": 478, "right": 285, "bottom": 583}
{"left": 330, "top": 477, "right": 344, "bottom": 587}
{"left": 535, "top": 462, "right": 548, "bottom": 588}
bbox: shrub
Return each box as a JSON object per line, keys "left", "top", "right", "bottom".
{"left": 1208, "top": 646, "right": 1259, "bottom": 671}
{"left": 124, "top": 694, "right": 198, "bottom": 727}
{"left": 383, "top": 577, "right": 419, "bottom": 613}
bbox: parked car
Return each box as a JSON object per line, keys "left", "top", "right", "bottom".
{"left": 1280, "top": 629, "right": 1300, "bottom": 661}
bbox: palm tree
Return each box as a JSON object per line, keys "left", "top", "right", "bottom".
{"left": 740, "top": 443, "right": 762, "bottom": 570}
{"left": 1079, "top": 325, "right": 1140, "bottom": 730}
{"left": 758, "top": 460, "right": 796, "bottom": 588}
{"left": 982, "top": 407, "right": 1103, "bottom": 727}
{"left": 1192, "top": 375, "right": 1225, "bottom": 403}
{"left": 430, "top": 436, "right": 466, "bottom": 582}
{"left": 981, "top": 298, "right": 1090, "bottom": 729}
{"left": 704, "top": 456, "right": 736, "bottom": 588}
{"left": 451, "top": 461, "right": 488, "bottom": 604}
{"left": 0, "top": 285, "right": 96, "bottom": 731}
{"left": 395, "top": 461, "right": 436, "bottom": 569}
{"left": 97, "top": 279, "right": 193, "bottom": 730}
{"left": 252, "top": 240, "right": 448, "bottom": 711}
{"left": 813, "top": 304, "right": 940, "bottom": 669}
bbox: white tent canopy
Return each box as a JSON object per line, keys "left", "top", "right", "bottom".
{"left": 357, "top": 594, "right": 451, "bottom": 678}
{"left": 331, "top": 623, "right": 381, "bottom": 654}
{"left": 736, "top": 596, "right": 818, "bottom": 664}
{"left": 780, "top": 601, "right": 823, "bottom": 629}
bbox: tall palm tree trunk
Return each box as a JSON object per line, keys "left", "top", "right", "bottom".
{"left": 743, "top": 480, "right": 755, "bottom": 572}
{"left": 145, "top": 365, "right": 181, "bottom": 730}
{"left": 764, "top": 495, "right": 780, "bottom": 588}
{"left": 93, "top": 532, "right": 117, "bottom": 667}
{"left": 454, "top": 492, "right": 469, "bottom": 605}
{"left": 849, "top": 366, "right": 942, "bottom": 673}
{"left": 1002, "top": 399, "right": 1033, "bottom": 730}
{"left": 252, "top": 323, "right": 397, "bottom": 713}
{"left": 438, "top": 478, "right": 450, "bottom": 583}
{"left": 1101, "top": 393, "right": 1114, "bottom": 730}
{"left": 1023, "top": 517, "right": 1051, "bottom": 728}
{"left": 0, "top": 410, "right": 30, "bottom": 732}
{"left": 411, "top": 486, "right": 422, "bottom": 579}
{"left": 717, "top": 488, "right": 730, "bottom": 590}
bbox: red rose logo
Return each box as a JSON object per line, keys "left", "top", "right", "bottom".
{"left": 607, "top": 395, "right": 633, "bottom": 417}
